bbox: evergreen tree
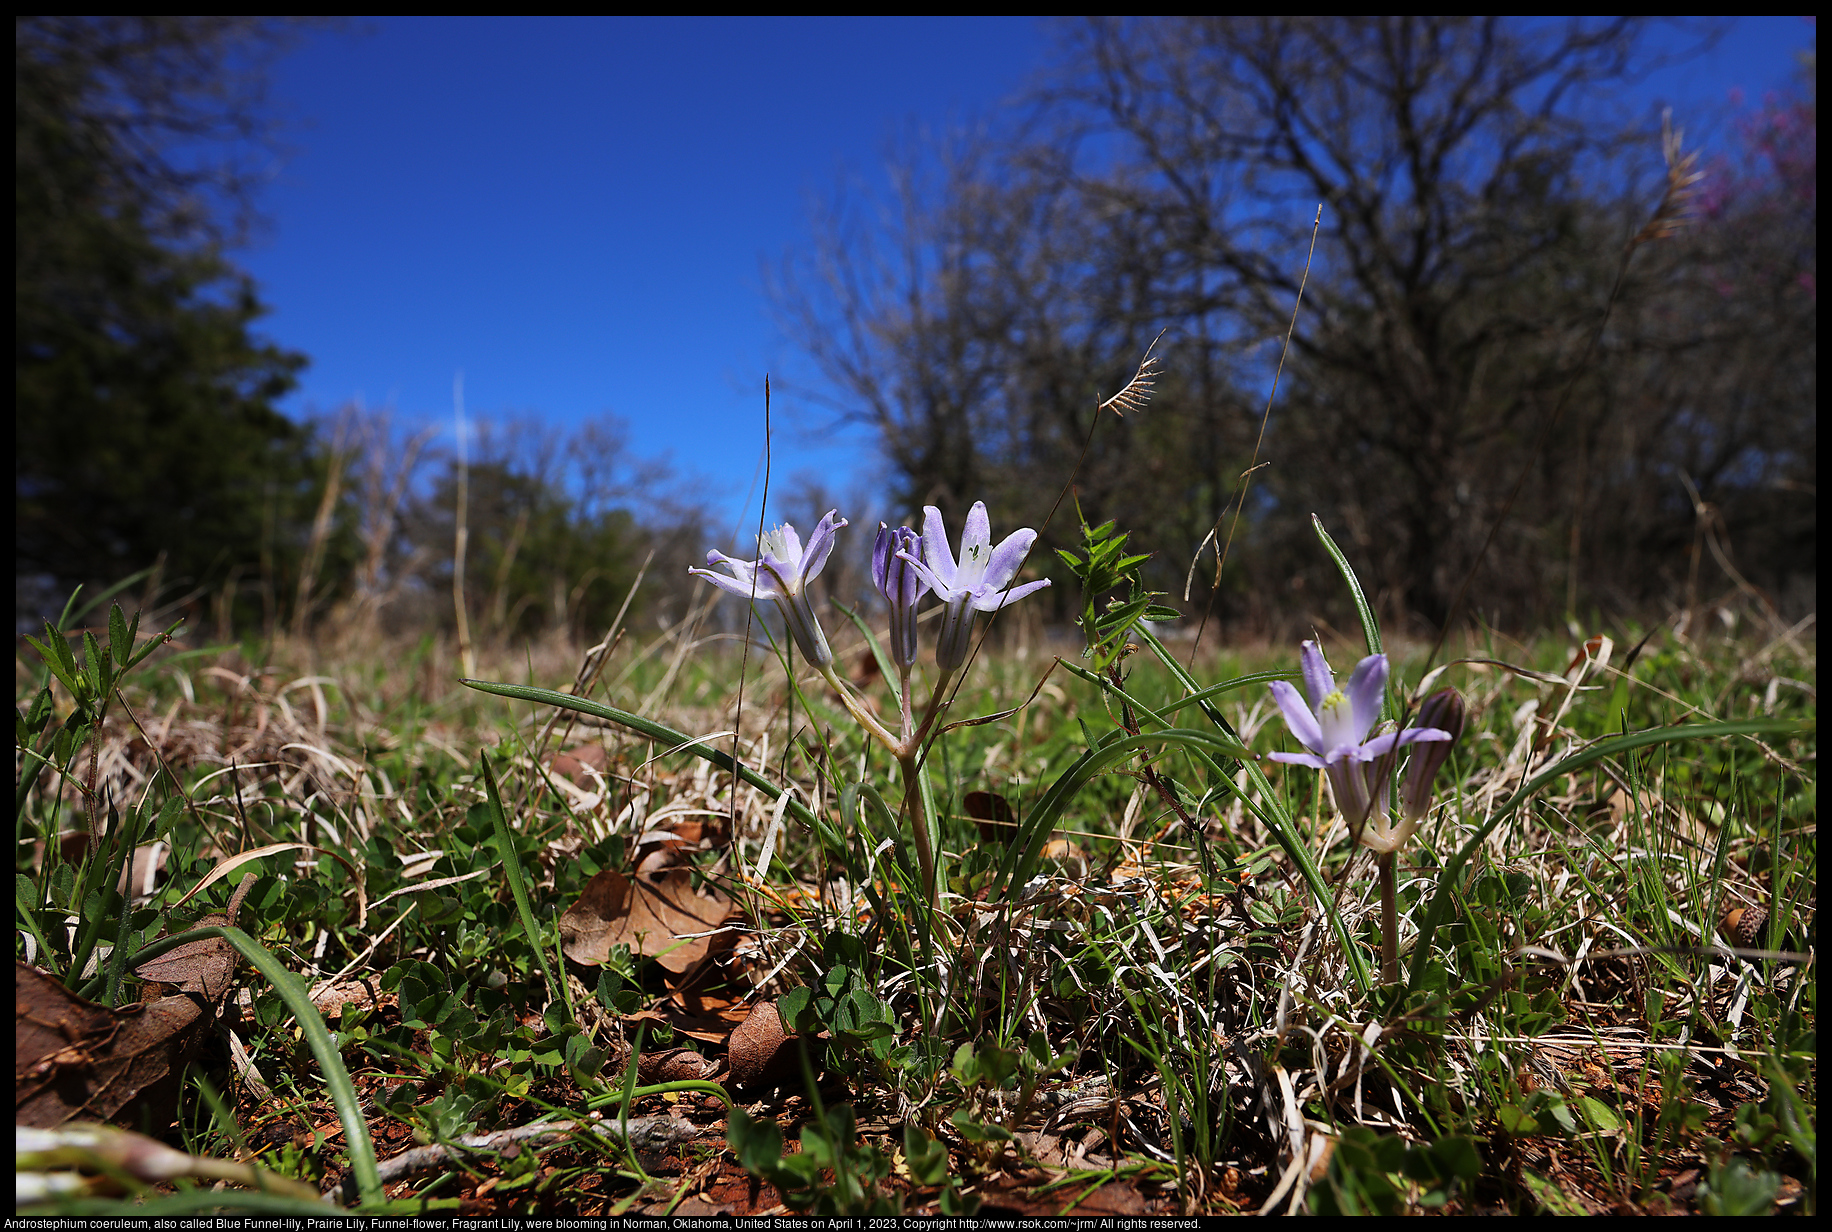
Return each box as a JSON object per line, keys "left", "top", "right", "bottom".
{"left": 16, "top": 17, "right": 313, "bottom": 606}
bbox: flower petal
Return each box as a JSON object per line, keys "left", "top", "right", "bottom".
{"left": 979, "top": 527, "right": 1038, "bottom": 593}
{"left": 761, "top": 522, "right": 803, "bottom": 572}
{"left": 1344, "top": 654, "right": 1388, "bottom": 740}
{"left": 1269, "top": 680, "right": 1325, "bottom": 752}
{"left": 956, "top": 502, "right": 993, "bottom": 587}
{"left": 968, "top": 577, "right": 1049, "bottom": 612}
{"left": 1361, "top": 725, "right": 1452, "bottom": 758}
{"left": 898, "top": 549, "right": 960, "bottom": 602}
{"left": 1300, "top": 640, "right": 1335, "bottom": 709}
{"left": 874, "top": 525, "right": 922, "bottom": 603}
{"left": 871, "top": 523, "right": 894, "bottom": 591}
{"left": 920, "top": 506, "right": 958, "bottom": 588}
{"left": 1267, "top": 750, "right": 1329, "bottom": 769}
{"left": 798, "top": 510, "right": 846, "bottom": 584}
{"left": 690, "top": 565, "right": 777, "bottom": 600}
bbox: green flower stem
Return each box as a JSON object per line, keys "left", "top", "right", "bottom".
{"left": 899, "top": 751, "right": 939, "bottom": 910}
{"left": 816, "top": 662, "right": 900, "bottom": 752}
{"left": 818, "top": 659, "right": 954, "bottom": 909}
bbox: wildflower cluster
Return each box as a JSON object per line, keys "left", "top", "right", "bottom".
{"left": 691, "top": 500, "right": 1049, "bottom": 905}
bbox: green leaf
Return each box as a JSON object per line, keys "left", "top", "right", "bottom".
{"left": 1700, "top": 1158, "right": 1781, "bottom": 1216}
{"left": 124, "top": 617, "right": 183, "bottom": 672}
{"left": 903, "top": 1124, "right": 949, "bottom": 1185}
{"left": 26, "top": 626, "right": 84, "bottom": 701}
{"left": 778, "top": 986, "right": 815, "bottom": 1033}
{"left": 108, "top": 604, "right": 131, "bottom": 674}
{"left": 1311, "top": 514, "right": 1382, "bottom": 660}
{"left": 939, "top": 1187, "right": 981, "bottom": 1216}
{"left": 728, "top": 1106, "right": 785, "bottom": 1178}
{"left": 1430, "top": 1135, "right": 1483, "bottom": 1180}
{"left": 1576, "top": 1095, "right": 1621, "bottom": 1132}
{"left": 951, "top": 1042, "right": 980, "bottom": 1086}
{"left": 1497, "top": 1103, "right": 1541, "bottom": 1135}
{"left": 1520, "top": 1170, "right": 1589, "bottom": 1216}
{"left": 21, "top": 686, "right": 54, "bottom": 740}
{"left": 949, "top": 1109, "right": 1012, "bottom": 1142}
{"left": 81, "top": 629, "right": 109, "bottom": 698}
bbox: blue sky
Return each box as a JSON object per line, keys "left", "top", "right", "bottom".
{"left": 238, "top": 17, "right": 1814, "bottom": 543}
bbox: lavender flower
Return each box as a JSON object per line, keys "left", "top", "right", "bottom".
{"left": 1268, "top": 641, "right": 1452, "bottom": 853}
{"left": 872, "top": 524, "right": 929, "bottom": 670}
{"left": 900, "top": 502, "right": 1050, "bottom": 672}
{"left": 690, "top": 511, "right": 846, "bottom": 668}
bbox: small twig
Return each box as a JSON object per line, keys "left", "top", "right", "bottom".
{"left": 327, "top": 1116, "right": 698, "bottom": 1200}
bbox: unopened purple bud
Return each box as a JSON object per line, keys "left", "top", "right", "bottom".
{"left": 873, "top": 524, "right": 928, "bottom": 669}
{"left": 1401, "top": 688, "right": 1465, "bottom": 823}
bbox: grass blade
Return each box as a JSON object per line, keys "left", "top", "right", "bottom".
{"left": 480, "top": 751, "right": 558, "bottom": 1007}
{"left": 126, "top": 923, "right": 380, "bottom": 1207}
{"left": 1312, "top": 514, "right": 1382, "bottom": 659}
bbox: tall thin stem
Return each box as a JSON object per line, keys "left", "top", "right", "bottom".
{"left": 1378, "top": 851, "right": 1399, "bottom": 985}
{"left": 899, "top": 752, "right": 938, "bottom": 910}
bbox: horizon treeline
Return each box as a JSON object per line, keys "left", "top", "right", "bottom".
{"left": 15, "top": 17, "right": 708, "bottom": 646}
{"left": 17, "top": 18, "right": 1816, "bottom": 650}
{"left": 775, "top": 17, "right": 1816, "bottom": 640}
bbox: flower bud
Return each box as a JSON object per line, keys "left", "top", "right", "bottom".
{"left": 1400, "top": 688, "right": 1465, "bottom": 823}
{"left": 872, "top": 524, "right": 928, "bottom": 669}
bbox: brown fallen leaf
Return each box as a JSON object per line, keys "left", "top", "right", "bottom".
{"left": 16, "top": 962, "right": 117, "bottom": 1119}
{"left": 15, "top": 964, "right": 206, "bottom": 1131}
{"left": 965, "top": 790, "right": 1020, "bottom": 845}
{"left": 636, "top": 1047, "right": 720, "bottom": 1083}
{"left": 549, "top": 743, "right": 609, "bottom": 786}
{"left": 16, "top": 873, "right": 257, "bottom": 1132}
{"left": 728, "top": 999, "right": 817, "bottom": 1092}
{"left": 132, "top": 872, "right": 254, "bottom": 1003}
{"left": 559, "top": 869, "right": 731, "bottom": 974}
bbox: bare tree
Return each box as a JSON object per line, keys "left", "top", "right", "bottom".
{"left": 777, "top": 18, "right": 1813, "bottom": 632}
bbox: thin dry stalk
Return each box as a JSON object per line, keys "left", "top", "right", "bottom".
{"left": 292, "top": 408, "right": 354, "bottom": 643}
{"left": 452, "top": 374, "right": 476, "bottom": 679}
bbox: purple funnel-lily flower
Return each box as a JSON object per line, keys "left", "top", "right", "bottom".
{"left": 690, "top": 511, "right": 846, "bottom": 668}
{"left": 1268, "top": 640, "right": 1452, "bottom": 853}
{"left": 873, "top": 524, "right": 929, "bottom": 671}
{"left": 899, "top": 502, "right": 1050, "bottom": 672}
